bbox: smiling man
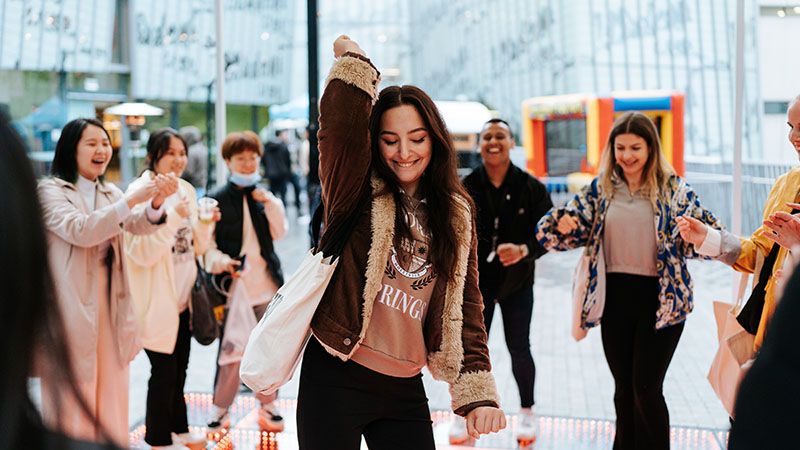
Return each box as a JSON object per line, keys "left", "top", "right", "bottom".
{"left": 459, "top": 118, "right": 553, "bottom": 444}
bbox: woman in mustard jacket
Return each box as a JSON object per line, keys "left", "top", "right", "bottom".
{"left": 679, "top": 94, "right": 800, "bottom": 350}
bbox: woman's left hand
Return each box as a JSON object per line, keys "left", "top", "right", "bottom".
{"left": 676, "top": 215, "right": 709, "bottom": 246}
{"left": 763, "top": 207, "right": 800, "bottom": 250}
{"left": 465, "top": 406, "right": 506, "bottom": 439}
{"left": 497, "top": 243, "right": 525, "bottom": 266}
{"left": 251, "top": 187, "right": 273, "bottom": 204}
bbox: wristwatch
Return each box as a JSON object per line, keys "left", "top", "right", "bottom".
{"left": 519, "top": 244, "right": 529, "bottom": 258}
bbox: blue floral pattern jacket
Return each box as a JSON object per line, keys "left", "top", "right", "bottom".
{"left": 536, "top": 174, "right": 725, "bottom": 330}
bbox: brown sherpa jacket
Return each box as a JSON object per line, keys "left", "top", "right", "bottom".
{"left": 310, "top": 53, "right": 500, "bottom": 416}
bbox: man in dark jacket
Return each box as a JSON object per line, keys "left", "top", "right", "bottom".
{"left": 262, "top": 129, "right": 292, "bottom": 206}
{"left": 462, "top": 119, "right": 552, "bottom": 444}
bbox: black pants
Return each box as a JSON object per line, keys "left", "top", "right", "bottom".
{"left": 483, "top": 287, "right": 535, "bottom": 408}
{"left": 601, "top": 273, "right": 684, "bottom": 450}
{"left": 144, "top": 310, "right": 192, "bottom": 446}
{"left": 296, "top": 338, "right": 435, "bottom": 450}
{"left": 268, "top": 175, "right": 289, "bottom": 206}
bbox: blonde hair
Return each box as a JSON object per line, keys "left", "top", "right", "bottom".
{"left": 598, "top": 111, "right": 674, "bottom": 205}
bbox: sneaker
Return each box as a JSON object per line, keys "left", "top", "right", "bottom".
{"left": 149, "top": 444, "right": 190, "bottom": 450}
{"left": 171, "top": 432, "right": 207, "bottom": 450}
{"left": 516, "top": 408, "right": 538, "bottom": 443}
{"left": 448, "top": 416, "right": 469, "bottom": 445}
{"left": 257, "top": 404, "right": 285, "bottom": 432}
{"left": 206, "top": 407, "right": 230, "bottom": 433}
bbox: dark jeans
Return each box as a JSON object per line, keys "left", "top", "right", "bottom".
{"left": 296, "top": 338, "right": 435, "bottom": 450}
{"left": 287, "top": 172, "right": 303, "bottom": 209}
{"left": 483, "top": 287, "right": 535, "bottom": 408}
{"left": 144, "top": 310, "right": 192, "bottom": 446}
{"left": 268, "top": 175, "right": 289, "bottom": 206}
{"left": 601, "top": 273, "right": 684, "bottom": 450}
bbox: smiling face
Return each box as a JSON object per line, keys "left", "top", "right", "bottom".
{"left": 788, "top": 100, "right": 800, "bottom": 161}
{"left": 479, "top": 121, "right": 513, "bottom": 169}
{"left": 153, "top": 136, "right": 188, "bottom": 177}
{"left": 75, "top": 124, "right": 113, "bottom": 181}
{"left": 379, "top": 104, "right": 432, "bottom": 197}
{"left": 614, "top": 133, "right": 649, "bottom": 184}
{"left": 225, "top": 148, "right": 261, "bottom": 175}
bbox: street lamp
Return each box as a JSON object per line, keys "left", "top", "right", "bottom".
{"left": 103, "top": 102, "right": 165, "bottom": 186}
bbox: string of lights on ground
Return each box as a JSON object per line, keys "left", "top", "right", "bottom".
{"left": 128, "top": 393, "right": 729, "bottom": 449}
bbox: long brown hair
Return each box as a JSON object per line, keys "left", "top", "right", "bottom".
{"left": 369, "top": 85, "right": 473, "bottom": 280}
{"left": 598, "top": 111, "right": 674, "bottom": 204}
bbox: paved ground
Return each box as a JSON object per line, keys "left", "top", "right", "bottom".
{"left": 128, "top": 204, "right": 733, "bottom": 433}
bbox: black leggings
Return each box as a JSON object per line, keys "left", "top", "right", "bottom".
{"left": 144, "top": 310, "right": 192, "bottom": 446}
{"left": 296, "top": 337, "right": 435, "bottom": 450}
{"left": 601, "top": 273, "right": 684, "bottom": 450}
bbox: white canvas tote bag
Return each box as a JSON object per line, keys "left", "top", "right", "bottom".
{"left": 240, "top": 191, "right": 367, "bottom": 395}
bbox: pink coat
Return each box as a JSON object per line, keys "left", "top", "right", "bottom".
{"left": 38, "top": 177, "right": 161, "bottom": 382}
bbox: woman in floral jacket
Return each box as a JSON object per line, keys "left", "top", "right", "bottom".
{"left": 536, "top": 112, "right": 726, "bottom": 450}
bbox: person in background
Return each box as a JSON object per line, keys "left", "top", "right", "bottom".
{"left": 294, "top": 36, "right": 505, "bottom": 450}
{"left": 124, "top": 128, "right": 217, "bottom": 450}
{"left": 536, "top": 112, "right": 725, "bottom": 450}
{"left": 203, "top": 130, "right": 288, "bottom": 433}
{"left": 178, "top": 126, "right": 208, "bottom": 196}
{"left": 459, "top": 118, "right": 552, "bottom": 444}
{"left": 0, "top": 112, "right": 122, "bottom": 450}
{"left": 262, "top": 129, "right": 292, "bottom": 207}
{"left": 678, "top": 94, "right": 800, "bottom": 351}
{"left": 37, "top": 117, "right": 169, "bottom": 446}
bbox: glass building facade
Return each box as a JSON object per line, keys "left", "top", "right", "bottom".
{"left": 404, "top": 0, "right": 763, "bottom": 160}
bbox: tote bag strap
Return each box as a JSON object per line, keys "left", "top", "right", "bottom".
{"left": 313, "top": 185, "right": 371, "bottom": 259}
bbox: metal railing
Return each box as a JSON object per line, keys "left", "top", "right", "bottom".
{"left": 683, "top": 159, "right": 796, "bottom": 235}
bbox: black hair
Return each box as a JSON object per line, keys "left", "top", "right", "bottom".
{"left": 50, "top": 118, "right": 111, "bottom": 184}
{"left": 143, "top": 128, "right": 187, "bottom": 174}
{"left": 481, "top": 118, "right": 513, "bottom": 138}
{"left": 0, "top": 113, "right": 116, "bottom": 449}
{"left": 369, "top": 85, "right": 475, "bottom": 280}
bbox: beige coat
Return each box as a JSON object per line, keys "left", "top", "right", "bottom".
{"left": 38, "top": 177, "right": 161, "bottom": 382}
{"left": 124, "top": 172, "right": 212, "bottom": 353}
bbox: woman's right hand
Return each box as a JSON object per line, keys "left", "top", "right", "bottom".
{"left": 125, "top": 180, "right": 159, "bottom": 209}
{"left": 333, "top": 35, "right": 365, "bottom": 58}
{"left": 557, "top": 214, "right": 579, "bottom": 235}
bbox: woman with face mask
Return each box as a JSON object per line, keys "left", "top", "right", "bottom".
{"left": 202, "top": 130, "right": 288, "bottom": 434}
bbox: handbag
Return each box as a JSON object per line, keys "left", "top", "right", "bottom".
{"left": 240, "top": 191, "right": 367, "bottom": 395}
{"left": 188, "top": 259, "right": 222, "bottom": 345}
{"left": 707, "top": 272, "right": 756, "bottom": 417}
{"left": 571, "top": 202, "right": 604, "bottom": 342}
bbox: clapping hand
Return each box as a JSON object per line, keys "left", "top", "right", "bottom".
{"left": 152, "top": 173, "right": 180, "bottom": 209}
{"left": 763, "top": 202, "right": 800, "bottom": 250}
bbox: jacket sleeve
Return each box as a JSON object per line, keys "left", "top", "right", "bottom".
{"left": 450, "top": 223, "right": 500, "bottom": 416}
{"left": 732, "top": 172, "right": 796, "bottom": 273}
{"left": 536, "top": 178, "right": 598, "bottom": 252}
{"left": 201, "top": 227, "right": 236, "bottom": 275}
{"left": 263, "top": 193, "right": 289, "bottom": 241}
{"left": 317, "top": 53, "right": 380, "bottom": 245}
{"left": 124, "top": 208, "right": 184, "bottom": 268}
{"left": 671, "top": 180, "right": 727, "bottom": 260}
{"left": 38, "top": 180, "right": 133, "bottom": 248}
